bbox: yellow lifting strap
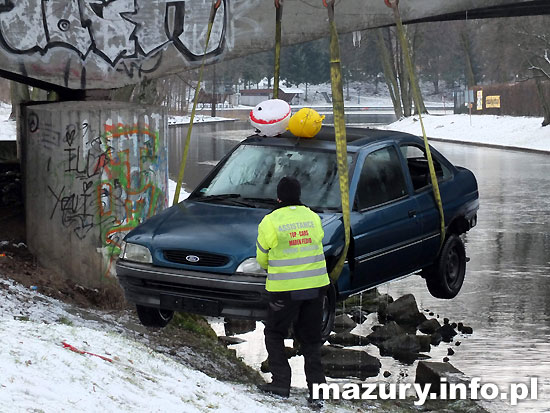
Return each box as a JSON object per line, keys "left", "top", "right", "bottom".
{"left": 173, "top": 0, "right": 222, "bottom": 206}
{"left": 386, "top": 0, "right": 446, "bottom": 248}
{"left": 273, "top": 0, "right": 283, "bottom": 99}
{"left": 324, "top": 0, "right": 351, "bottom": 282}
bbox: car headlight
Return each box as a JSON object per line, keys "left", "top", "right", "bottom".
{"left": 120, "top": 241, "right": 152, "bottom": 264}
{"left": 235, "top": 258, "right": 266, "bottom": 276}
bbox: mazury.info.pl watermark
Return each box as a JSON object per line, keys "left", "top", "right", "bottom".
{"left": 312, "top": 377, "right": 539, "bottom": 406}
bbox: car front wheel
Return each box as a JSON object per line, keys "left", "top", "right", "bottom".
{"left": 136, "top": 305, "right": 174, "bottom": 327}
{"left": 424, "top": 234, "right": 466, "bottom": 299}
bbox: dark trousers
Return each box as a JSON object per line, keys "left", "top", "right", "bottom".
{"left": 264, "top": 292, "right": 326, "bottom": 392}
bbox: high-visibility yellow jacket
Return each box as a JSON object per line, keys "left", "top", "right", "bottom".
{"left": 256, "top": 205, "right": 329, "bottom": 292}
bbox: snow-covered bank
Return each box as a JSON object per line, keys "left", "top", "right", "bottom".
{"left": 0, "top": 279, "right": 313, "bottom": 413}
{"left": 0, "top": 278, "right": 487, "bottom": 413}
{"left": 168, "top": 178, "right": 189, "bottom": 204}
{"left": 384, "top": 114, "right": 549, "bottom": 153}
{"left": 168, "top": 114, "right": 237, "bottom": 126}
{"left": 0, "top": 102, "right": 15, "bottom": 141}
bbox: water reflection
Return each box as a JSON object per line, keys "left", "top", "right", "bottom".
{"left": 168, "top": 121, "right": 252, "bottom": 191}
{"left": 170, "top": 124, "right": 550, "bottom": 412}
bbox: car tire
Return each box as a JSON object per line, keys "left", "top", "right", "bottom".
{"left": 424, "top": 234, "right": 466, "bottom": 299}
{"left": 321, "top": 284, "right": 336, "bottom": 342}
{"left": 136, "top": 305, "right": 174, "bottom": 327}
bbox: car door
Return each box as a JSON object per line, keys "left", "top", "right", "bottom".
{"left": 398, "top": 143, "right": 453, "bottom": 265}
{"left": 350, "top": 144, "right": 423, "bottom": 292}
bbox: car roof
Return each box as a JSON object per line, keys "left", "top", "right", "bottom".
{"left": 243, "top": 125, "right": 422, "bottom": 152}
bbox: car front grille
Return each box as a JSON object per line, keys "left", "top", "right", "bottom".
{"left": 163, "top": 249, "right": 229, "bottom": 267}
{"left": 128, "top": 278, "right": 262, "bottom": 302}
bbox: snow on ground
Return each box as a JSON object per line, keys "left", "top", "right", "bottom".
{"left": 0, "top": 102, "right": 16, "bottom": 141}
{"left": 168, "top": 178, "right": 190, "bottom": 204}
{"left": 384, "top": 114, "right": 549, "bottom": 153}
{"left": 0, "top": 279, "right": 367, "bottom": 413}
{"left": 168, "top": 114, "right": 237, "bottom": 126}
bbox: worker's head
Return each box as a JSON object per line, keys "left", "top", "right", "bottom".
{"left": 277, "top": 176, "right": 301, "bottom": 204}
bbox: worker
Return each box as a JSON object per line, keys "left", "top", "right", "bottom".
{"left": 256, "top": 176, "right": 329, "bottom": 405}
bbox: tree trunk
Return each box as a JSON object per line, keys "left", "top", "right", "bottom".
{"left": 409, "top": 27, "right": 427, "bottom": 115}
{"left": 396, "top": 39, "right": 412, "bottom": 117}
{"left": 9, "top": 81, "right": 30, "bottom": 120}
{"left": 211, "top": 65, "right": 217, "bottom": 117}
{"left": 535, "top": 77, "right": 550, "bottom": 127}
{"left": 433, "top": 78, "right": 439, "bottom": 95}
{"left": 460, "top": 29, "right": 476, "bottom": 88}
{"left": 376, "top": 29, "right": 403, "bottom": 119}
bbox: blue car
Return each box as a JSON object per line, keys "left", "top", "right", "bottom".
{"left": 116, "top": 126, "right": 479, "bottom": 337}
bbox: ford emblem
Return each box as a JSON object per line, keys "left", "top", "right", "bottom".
{"left": 186, "top": 255, "right": 200, "bottom": 263}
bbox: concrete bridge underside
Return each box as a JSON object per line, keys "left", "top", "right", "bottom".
{"left": 0, "top": 0, "right": 549, "bottom": 92}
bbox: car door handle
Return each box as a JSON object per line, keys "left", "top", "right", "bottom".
{"left": 408, "top": 210, "right": 417, "bottom": 218}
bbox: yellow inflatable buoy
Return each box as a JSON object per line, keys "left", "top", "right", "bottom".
{"left": 288, "top": 108, "right": 325, "bottom": 138}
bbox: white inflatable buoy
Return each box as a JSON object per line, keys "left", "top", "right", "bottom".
{"left": 249, "top": 99, "right": 291, "bottom": 137}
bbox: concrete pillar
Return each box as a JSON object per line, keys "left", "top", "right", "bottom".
{"left": 22, "top": 101, "right": 168, "bottom": 291}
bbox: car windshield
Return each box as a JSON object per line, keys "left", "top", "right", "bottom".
{"left": 193, "top": 144, "right": 351, "bottom": 211}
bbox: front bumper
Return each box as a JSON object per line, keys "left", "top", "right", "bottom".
{"left": 116, "top": 259, "right": 269, "bottom": 320}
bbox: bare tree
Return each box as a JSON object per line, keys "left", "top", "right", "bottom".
{"left": 376, "top": 25, "right": 427, "bottom": 119}
{"left": 513, "top": 16, "right": 550, "bottom": 126}
{"left": 377, "top": 28, "right": 403, "bottom": 118}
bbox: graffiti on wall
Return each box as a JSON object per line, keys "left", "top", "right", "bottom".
{"left": 0, "top": 0, "right": 227, "bottom": 66}
{"left": 30, "top": 112, "right": 167, "bottom": 278}
{"left": 98, "top": 121, "right": 167, "bottom": 276}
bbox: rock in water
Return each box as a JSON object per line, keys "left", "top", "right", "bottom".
{"left": 367, "top": 321, "right": 405, "bottom": 343}
{"left": 418, "top": 318, "right": 442, "bottom": 335}
{"left": 321, "top": 345, "right": 381, "bottom": 379}
{"left": 332, "top": 313, "right": 357, "bottom": 333}
{"left": 328, "top": 331, "right": 367, "bottom": 347}
{"left": 386, "top": 294, "right": 426, "bottom": 326}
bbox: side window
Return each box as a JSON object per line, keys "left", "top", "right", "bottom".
{"left": 356, "top": 146, "right": 408, "bottom": 210}
{"left": 400, "top": 145, "right": 451, "bottom": 191}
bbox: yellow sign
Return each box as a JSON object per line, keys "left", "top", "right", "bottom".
{"left": 486, "top": 95, "right": 501, "bottom": 108}
{"left": 476, "top": 90, "right": 483, "bottom": 111}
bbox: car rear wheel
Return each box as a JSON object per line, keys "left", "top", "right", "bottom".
{"left": 424, "top": 234, "right": 466, "bottom": 299}
{"left": 136, "top": 305, "right": 174, "bottom": 327}
{"left": 321, "top": 284, "right": 336, "bottom": 342}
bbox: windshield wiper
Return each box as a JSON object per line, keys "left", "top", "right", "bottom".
{"left": 240, "top": 197, "right": 280, "bottom": 206}
{"left": 196, "top": 193, "right": 241, "bottom": 201}
{"left": 310, "top": 206, "right": 341, "bottom": 213}
{"left": 195, "top": 193, "right": 257, "bottom": 208}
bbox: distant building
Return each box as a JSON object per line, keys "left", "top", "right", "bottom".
{"left": 238, "top": 87, "right": 304, "bottom": 106}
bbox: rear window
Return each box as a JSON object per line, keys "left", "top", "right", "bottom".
{"left": 400, "top": 145, "right": 451, "bottom": 191}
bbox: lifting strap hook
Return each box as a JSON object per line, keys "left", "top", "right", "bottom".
{"left": 384, "top": 0, "right": 399, "bottom": 8}
{"left": 274, "top": 0, "right": 282, "bottom": 9}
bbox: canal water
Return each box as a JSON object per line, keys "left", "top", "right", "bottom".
{"left": 168, "top": 122, "right": 550, "bottom": 412}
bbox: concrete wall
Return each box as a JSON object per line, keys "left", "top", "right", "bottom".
{"left": 23, "top": 102, "right": 168, "bottom": 289}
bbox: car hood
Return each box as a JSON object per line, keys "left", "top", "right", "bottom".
{"left": 125, "top": 200, "right": 341, "bottom": 273}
